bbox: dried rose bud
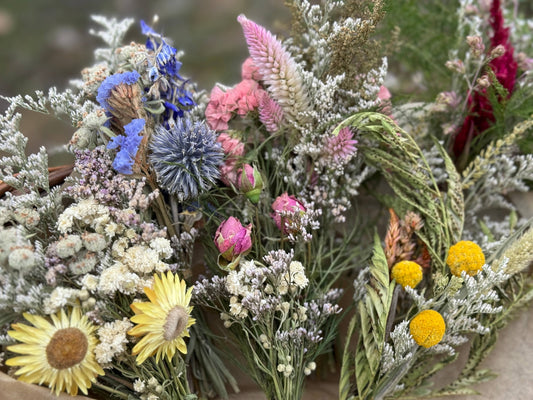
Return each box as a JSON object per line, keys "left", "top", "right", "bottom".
{"left": 237, "top": 164, "right": 263, "bottom": 204}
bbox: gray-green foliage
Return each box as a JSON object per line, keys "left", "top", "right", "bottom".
{"left": 89, "top": 15, "right": 135, "bottom": 68}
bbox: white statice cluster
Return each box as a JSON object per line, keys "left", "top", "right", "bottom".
{"left": 464, "top": 153, "right": 533, "bottom": 220}
{"left": 43, "top": 287, "right": 82, "bottom": 314}
{"left": 57, "top": 198, "right": 113, "bottom": 236}
{"left": 52, "top": 197, "right": 174, "bottom": 297}
{"left": 443, "top": 262, "right": 508, "bottom": 339}
{"left": 132, "top": 376, "right": 165, "bottom": 400}
{"left": 95, "top": 318, "right": 133, "bottom": 365}
{"left": 224, "top": 255, "right": 309, "bottom": 321}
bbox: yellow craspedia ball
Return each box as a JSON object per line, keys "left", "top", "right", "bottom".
{"left": 446, "top": 240, "right": 485, "bottom": 277}
{"left": 391, "top": 261, "right": 423, "bottom": 289}
{"left": 409, "top": 310, "right": 446, "bottom": 348}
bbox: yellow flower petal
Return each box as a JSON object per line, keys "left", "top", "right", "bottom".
{"left": 129, "top": 272, "right": 195, "bottom": 365}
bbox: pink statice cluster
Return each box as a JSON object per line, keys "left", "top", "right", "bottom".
{"left": 206, "top": 57, "right": 283, "bottom": 133}
{"left": 205, "top": 79, "right": 263, "bottom": 131}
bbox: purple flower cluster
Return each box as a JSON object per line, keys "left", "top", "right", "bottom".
{"left": 65, "top": 145, "right": 156, "bottom": 208}
{"left": 106, "top": 118, "right": 145, "bottom": 175}
{"left": 140, "top": 20, "right": 195, "bottom": 125}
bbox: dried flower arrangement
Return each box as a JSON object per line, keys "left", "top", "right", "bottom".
{"left": 1, "top": 1, "right": 532, "bottom": 399}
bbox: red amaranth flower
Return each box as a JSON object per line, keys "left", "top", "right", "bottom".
{"left": 453, "top": 0, "right": 518, "bottom": 160}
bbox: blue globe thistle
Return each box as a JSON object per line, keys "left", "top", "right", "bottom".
{"left": 149, "top": 118, "right": 223, "bottom": 200}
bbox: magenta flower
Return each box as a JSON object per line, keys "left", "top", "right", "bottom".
{"left": 215, "top": 217, "right": 252, "bottom": 270}
{"left": 271, "top": 193, "right": 306, "bottom": 233}
{"left": 323, "top": 127, "right": 357, "bottom": 164}
{"left": 237, "top": 164, "right": 264, "bottom": 203}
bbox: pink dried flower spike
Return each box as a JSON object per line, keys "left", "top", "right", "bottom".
{"left": 238, "top": 14, "right": 311, "bottom": 125}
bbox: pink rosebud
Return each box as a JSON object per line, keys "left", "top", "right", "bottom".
{"left": 241, "top": 57, "right": 262, "bottom": 81}
{"left": 215, "top": 217, "right": 252, "bottom": 262}
{"left": 237, "top": 164, "right": 264, "bottom": 203}
{"left": 271, "top": 193, "right": 306, "bottom": 233}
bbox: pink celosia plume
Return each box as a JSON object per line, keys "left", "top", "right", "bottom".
{"left": 324, "top": 127, "right": 357, "bottom": 163}
{"left": 258, "top": 91, "right": 284, "bottom": 133}
{"left": 237, "top": 14, "right": 311, "bottom": 125}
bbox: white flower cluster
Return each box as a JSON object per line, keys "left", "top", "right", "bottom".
{"left": 53, "top": 197, "right": 174, "bottom": 297}
{"left": 95, "top": 318, "right": 133, "bottom": 365}
{"left": 224, "top": 257, "right": 309, "bottom": 321}
{"left": 133, "top": 376, "right": 164, "bottom": 400}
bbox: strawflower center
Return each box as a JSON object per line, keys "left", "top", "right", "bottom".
{"left": 46, "top": 327, "right": 88, "bottom": 369}
{"left": 163, "top": 306, "right": 189, "bottom": 341}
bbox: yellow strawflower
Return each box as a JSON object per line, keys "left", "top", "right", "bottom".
{"left": 391, "top": 260, "right": 423, "bottom": 288}
{"left": 446, "top": 240, "right": 485, "bottom": 277}
{"left": 409, "top": 310, "right": 446, "bottom": 348}
{"left": 6, "top": 308, "right": 104, "bottom": 396}
{"left": 128, "top": 271, "right": 195, "bottom": 365}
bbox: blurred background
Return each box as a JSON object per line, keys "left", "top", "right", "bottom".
{"left": 0, "top": 0, "right": 288, "bottom": 157}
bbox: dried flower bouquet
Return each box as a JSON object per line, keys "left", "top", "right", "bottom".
{"left": 1, "top": 1, "right": 533, "bottom": 400}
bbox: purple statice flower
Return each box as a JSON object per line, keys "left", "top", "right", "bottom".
{"left": 149, "top": 118, "right": 223, "bottom": 200}
{"left": 107, "top": 118, "right": 145, "bottom": 174}
{"left": 140, "top": 20, "right": 195, "bottom": 126}
{"left": 96, "top": 71, "right": 141, "bottom": 111}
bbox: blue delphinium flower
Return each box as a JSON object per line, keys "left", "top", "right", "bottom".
{"left": 107, "top": 118, "right": 145, "bottom": 174}
{"left": 140, "top": 21, "right": 195, "bottom": 126}
{"left": 149, "top": 118, "right": 223, "bottom": 200}
{"left": 96, "top": 71, "right": 141, "bottom": 111}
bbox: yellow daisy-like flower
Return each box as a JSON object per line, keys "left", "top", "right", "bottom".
{"left": 409, "top": 310, "right": 446, "bottom": 348}
{"left": 391, "top": 260, "right": 423, "bottom": 289}
{"left": 128, "top": 271, "right": 196, "bottom": 365}
{"left": 446, "top": 240, "right": 485, "bottom": 277}
{"left": 6, "top": 307, "right": 104, "bottom": 396}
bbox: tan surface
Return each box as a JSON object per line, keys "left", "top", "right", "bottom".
{"left": 0, "top": 372, "right": 91, "bottom": 400}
